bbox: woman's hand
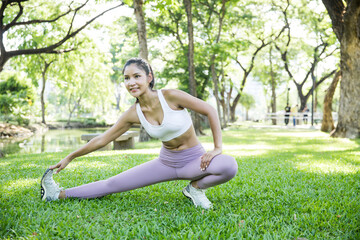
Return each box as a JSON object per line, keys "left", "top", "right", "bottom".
{"left": 49, "top": 157, "right": 72, "bottom": 174}
{"left": 200, "top": 148, "right": 222, "bottom": 171}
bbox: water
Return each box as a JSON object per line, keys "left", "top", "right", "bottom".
{"left": 0, "top": 128, "right": 108, "bottom": 156}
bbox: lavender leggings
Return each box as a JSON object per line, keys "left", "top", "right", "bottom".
{"left": 65, "top": 144, "right": 238, "bottom": 199}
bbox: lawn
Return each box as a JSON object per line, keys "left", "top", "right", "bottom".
{"left": 1, "top": 126, "right": 359, "bottom": 239}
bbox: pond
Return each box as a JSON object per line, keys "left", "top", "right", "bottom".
{"left": 0, "top": 128, "right": 109, "bottom": 156}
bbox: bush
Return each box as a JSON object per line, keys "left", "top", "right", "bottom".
{"left": 0, "top": 71, "right": 35, "bottom": 125}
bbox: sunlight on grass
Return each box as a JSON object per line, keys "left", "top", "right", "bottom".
{"left": 269, "top": 130, "right": 327, "bottom": 138}
{"left": 296, "top": 161, "right": 358, "bottom": 174}
{"left": 3, "top": 178, "right": 38, "bottom": 192}
{"left": 0, "top": 161, "right": 10, "bottom": 167}
{"left": 222, "top": 144, "right": 271, "bottom": 156}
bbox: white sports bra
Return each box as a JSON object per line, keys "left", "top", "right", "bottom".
{"left": 135, "top": 90, "right": 193, "bottom": 142}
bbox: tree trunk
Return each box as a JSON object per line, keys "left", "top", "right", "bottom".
{"left": 321, "top": 70, "right": 341, "bottom": 132}
{"left": 271, "top": 84, "right": 276, "bottom": 125}
{"left": 41, "top": 71, "right": 47, "bottom": 124}
{"left": 269, "top": 46, "right": 276, "bottom": 125}
{"left": 230, "top": 93, "right": 241, "bottom": 122}
{"left": 134, "top": 0, "right": 152, "bottom": 141}
{"left": 330, "top": 3, "right": 360, "bottom": 139}
{"left": 226, "top": 85, "right": 232, "bottom": 123}
{"left": 183, "top": 0, "right": 203, "bottom": 135}
{"left": 40, "top": 60, "right": 53, "bottom": 125}
{"left": 210, "top": 60, "right": 223, "bottom": 127}
{"left": 134, "top": 0, "right": 148, "bottom": 60}
{"left": 114, "top": 82, "right": 121, "bottom": 111}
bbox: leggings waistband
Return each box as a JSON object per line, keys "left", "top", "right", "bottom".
{"left": 159, "top": 144, "right": 206, "bottom": 168}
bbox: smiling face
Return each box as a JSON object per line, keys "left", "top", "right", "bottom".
{"left": 123, "top": 63, "right": 153, "bottom": 98}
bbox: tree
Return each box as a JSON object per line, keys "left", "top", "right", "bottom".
{"left": 239, "top": 93, "right": 255, "bottom": 121}
{"left": 228, "top": 1, "right": 287, "bottom": 122}
{"left": 253, "top": 44, "right": 287, "bottom": 125}
{"left": 0, "top": 0, "right": 124, "bottom": 72}
{"left": 39, "top": 56, "right": 54, "bottom": 124}
{"left": 133, "top": 0, "right": 148, "bottom": 60}
{"left": 108, "top": 15, "right": 139, "bottom": 111}
{"left": 147, "top": 0, "right": 214, "bottom": 133}
{"left": 321, "top": 70, "right": 341, "bottom": 132}
{"left": 322, "top": 0, "right": 360, "bottom": 138}
{"left": 132, "top": 0, "right": 154, "bottom": 141}
{"left": 183, "top": 0, "right": 204, "bottom": 135}
{"left": 37, "top": 37, "right": 113, "bottom": 125}
{"left": 274, "top": 0, "right": 338, "bottom": 112}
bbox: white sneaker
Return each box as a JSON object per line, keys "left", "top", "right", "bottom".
{"left": 182, "top": 183, "right": 213, "bottom": 209}
{"left": 40, "top": 169, "right": 62, "bottom": 201}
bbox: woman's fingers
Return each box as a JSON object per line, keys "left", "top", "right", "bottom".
{"left": 55, "top": 166, "right": 63, "bottom": 174}
{"left": 49, "top": 163, "right": 60, "bottom": 170}
{"left": 200, "top": 149, "right": 221, "bottom": 171}
{"left": 200, "top": 153, "right": 212, "bottom": 171}
{"left": 49, "top": 159, "right": 69, "bottom": 174}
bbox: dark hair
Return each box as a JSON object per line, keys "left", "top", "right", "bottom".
{"left": 122, "top": 58, "right": 155, "bottom": 89}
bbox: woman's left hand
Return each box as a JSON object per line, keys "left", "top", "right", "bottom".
{"left": 200, "top": 148, "right": 222, "bottom": 171}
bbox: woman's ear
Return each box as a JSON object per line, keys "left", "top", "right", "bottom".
{"left": 147, "top": 73, "right": 153, "bottom": 83}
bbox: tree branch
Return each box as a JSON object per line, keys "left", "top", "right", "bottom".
{"left": 316, "top": 69, "right": 337, "bottom": 88}
{"left": 6, "top": 3, "right": 124, "bottom": 59}
{"left": 3, "top": 1, "right": 74, "bottom": 32}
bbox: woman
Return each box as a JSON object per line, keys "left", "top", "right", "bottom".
{"left": 41, "top": 58, "right": 238, "bottom": 209}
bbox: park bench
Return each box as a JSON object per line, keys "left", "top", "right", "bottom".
{"left": 81, "top": 131, "right": 139, "bottom": 151}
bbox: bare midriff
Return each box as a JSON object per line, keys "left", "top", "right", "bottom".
{"left": 162, "top": 126, "right": 201, "bottom": 151}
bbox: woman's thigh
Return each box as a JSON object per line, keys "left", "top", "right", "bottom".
{"left": 176, "top": 154, "right": 237, "bottom": 181}
{"left": 105, "top": 158, "right": 179, "bottom": 191}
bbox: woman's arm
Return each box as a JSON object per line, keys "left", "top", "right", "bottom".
{"left": 50, "top": 105, "right": 139, "bottom": 174}
{"left": 164, "top": 89, "right": 222, "bottom": 170}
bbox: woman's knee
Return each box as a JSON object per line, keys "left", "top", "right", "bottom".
{"left": 211, "top": 154, "right": 238, "bottom": 179}
{"left": 103, "top": 176, "right": 121, "bottom": 192}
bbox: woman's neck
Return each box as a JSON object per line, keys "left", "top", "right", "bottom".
{"left": 137, "top": 89, "right": 158, "bottom": 108}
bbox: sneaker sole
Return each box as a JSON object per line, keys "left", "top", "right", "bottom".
{"left": 182, "top": 187, "right": 198, "bottom": 207}
{"left": 40, "top": 168, "right": 52, "bottom": 201}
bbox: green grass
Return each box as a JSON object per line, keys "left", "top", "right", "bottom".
{"left": 1, "top": 126, "right": 359, "bottom": 239}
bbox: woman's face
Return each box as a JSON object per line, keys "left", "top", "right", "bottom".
{"left": 123, "top": 64, "right": 152, "bottom": 98}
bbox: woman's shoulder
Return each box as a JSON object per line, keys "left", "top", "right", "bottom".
{"left": 160, "top": 89, "right": 187, "bottom": 99}
{"left": 159, "top": 89, "right": 189, "bottom": 109}
{"left": 121, "top": 104, "right": 140, "bottom": 124}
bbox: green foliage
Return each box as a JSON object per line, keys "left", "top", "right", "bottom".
{"left": 1, "top": 127, "right": 359, "bottom": 239}
{"left": 239, "top": 93, "right": 255, "bottom": 110}
{"left": 6, "top": 1, "right": 74, "bottom": 51}
{"left": 0, "top": 72, "right": 35, "bottom": 124}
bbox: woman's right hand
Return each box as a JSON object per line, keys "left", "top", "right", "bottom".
{"left": 49, "top": 157, "right": 72, "bottom": 174}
